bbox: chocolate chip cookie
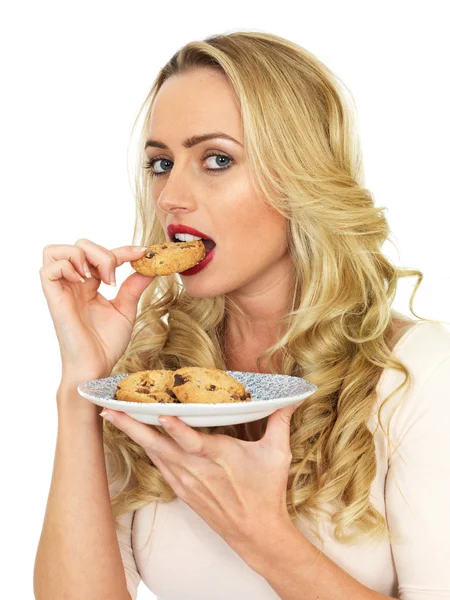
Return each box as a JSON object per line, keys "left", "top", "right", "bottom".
{"left": 114, "top": 367, "right": 252, "bottom": 404}
{"left": 130, "top": 240, "right": 206, "bottom": 276}
{"left": 114, "top": 369, "right": 181, "bottom": 403}
{"left": 171, "top": 367, "right": 252, "bottom": 404}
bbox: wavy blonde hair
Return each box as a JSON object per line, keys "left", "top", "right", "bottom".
{"left": 104, "top": 30, "right": 435, "bottom": 546}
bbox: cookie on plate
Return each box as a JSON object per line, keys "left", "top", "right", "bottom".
{"left": 114, "top": 369, "right": 180, "bottom": 403}
{"left": 130, "top": 241, "right": 206, "bottom": 276}
{"left": 171, "top": 367, "right": 252, "bottom": 404}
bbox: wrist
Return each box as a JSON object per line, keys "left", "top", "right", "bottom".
{"left": 57, "top": 385, "right": 103, "bottom": 424}
{"left": 235, "top": 515, "right": 300, "bottom": 576}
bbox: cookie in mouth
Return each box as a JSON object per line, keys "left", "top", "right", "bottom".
{"left": 130, "top": 240, "right": 206, "bottom": 276}
{"left": 172, "top": 233, "right": 216, "bottom": 253}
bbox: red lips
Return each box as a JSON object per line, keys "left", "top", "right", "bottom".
{"left": 167, "top": 224, "right": 214, "bottom": 242}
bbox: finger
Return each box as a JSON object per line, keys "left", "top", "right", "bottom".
{"left": 42, "top": 244, "right": 94, "bottom": 282}
{"left": 42, "top": 240, "right": 146, "bottom": 287}
{"left": 74, "top": 239, "right": 148, "bottom": 287}
{"left": 262, "top": 402, "right": 302, "bottom": 450}
{"left": 148, "top": 453, "right": 182, "bottom": 495}
{"left": 158, "top": 416, "right": 223, "bottom": 461}
{"left": 109, "top": 270, "right": 156, "bottom": 325}
{"left": 101, "top": 409, "right": 181, "bottom": 461}
{"left": 40, "top": 258, "right": 89, "bottom": 289}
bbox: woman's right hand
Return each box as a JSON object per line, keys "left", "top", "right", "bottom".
{"left": 40, "top": 238, "right": 155, "bottom": 390}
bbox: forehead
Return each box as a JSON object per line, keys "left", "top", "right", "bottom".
{"left": 147, "top": 69, "right": 243, "bottom": 143}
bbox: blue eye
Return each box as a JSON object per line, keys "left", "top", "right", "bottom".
{"left": 145, "top": 158, "right": 172, "bottom": 177}
{"left": 143, "top": 152, "right": 234, "bottom": 178}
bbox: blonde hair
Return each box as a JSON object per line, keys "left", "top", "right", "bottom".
{"left": 104, "top": 30, "right": 434, "bottom": 546}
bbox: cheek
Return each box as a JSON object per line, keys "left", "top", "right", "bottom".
{"left": 216, "top": 223, "right": 288, "bottom": 284}
{"left": 226, "top": 208, "right": 288, "bottom": 255}
{"left": 153, "top": 205, "right": 168, "bottom": 235}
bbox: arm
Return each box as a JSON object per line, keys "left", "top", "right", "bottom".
{"left": 385, "top": 353, "right": 450, "bottom": 598}
{"left": 33, "top": 385, "right": 133, "bottom": 600}
{"left": 237, "top": 522, "right": 396, "bottom": 600}
{"left": 238, "top": 352, "right": 450, "bottom": 600}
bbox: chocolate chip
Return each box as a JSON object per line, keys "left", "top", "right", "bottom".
{"left": 147, "top": 252, "right": 156, "bottom": 259}
{"left": 241, "top": 392, "right": 252, "bottom": 400}
{"left": 173, "top": 398, "right": 181, "bottom": 403}
{"left": 165, "top": 388, "right": 178, "bottom": 399}
{"left": 161, "top": 245, "right": 168, "bottom": 249}
{"left": 230, "top": 393, "right": 239, "bottom": 400}
{"left": 206, "top": 384, "right": 217, "bottom": 391}
{"left": 173, "top": 374, "right": 190, "bottom": 387}
{"left": 137, "top": 387, "right": 151, "bottom": 394}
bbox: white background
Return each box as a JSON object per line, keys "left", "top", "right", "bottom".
{"left": 1, "top": 1, "right": 449, "bottom": 599}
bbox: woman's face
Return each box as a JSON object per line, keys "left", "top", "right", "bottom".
{"left": 145, "top": 67, "right": 290, "bottom": 298}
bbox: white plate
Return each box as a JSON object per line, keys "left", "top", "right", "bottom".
{"left": 77, "top": 371, "right": 318, "bottom": 427}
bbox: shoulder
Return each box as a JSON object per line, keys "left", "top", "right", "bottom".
{"left": 381, "top": 325, "right": 450, "bottom": 590}
{"left": 393, "top": 320, "right": 450, "bottom": 377}
{"left": 375, "top": 320, "right": 450, "bottom": 437}
{"left": 378, "top": 321, "right": 450, "bottom": 392}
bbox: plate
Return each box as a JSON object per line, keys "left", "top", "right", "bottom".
{"left": 77, "top": 371, "right": 318, "bottom": 427}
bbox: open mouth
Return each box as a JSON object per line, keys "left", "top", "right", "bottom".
{"left": 171, "top": 235, "right": 216, "bottom": 253}
{"left": 202, "top": 238, "right": 216, "bottom": 253}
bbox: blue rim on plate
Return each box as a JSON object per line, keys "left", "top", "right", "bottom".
{"left": 77, "top": 371, "right": 317, "bottom": 411}
{"left": 77, "top": 371, "right": 318, "bottom": 427}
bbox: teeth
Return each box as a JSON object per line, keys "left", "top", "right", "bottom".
{"left": 174, "top": 233, "right": 203, "bottom": 242}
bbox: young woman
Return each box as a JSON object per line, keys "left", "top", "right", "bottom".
{"left": 34, "top": 32, "right": 450, "bottom": 600}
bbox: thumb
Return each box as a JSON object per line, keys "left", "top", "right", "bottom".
{"left": 263, "top": 402, "right": 302, "bottom": 447}
{"left": 110, "top": 272, "right": 156, "bottom": 324}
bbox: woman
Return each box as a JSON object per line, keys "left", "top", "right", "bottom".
{"left": 34, "top": 32, "right": 450, "bottom": 600}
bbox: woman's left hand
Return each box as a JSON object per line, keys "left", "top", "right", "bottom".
{"left": 100, "top": 402, "right": 300, "bottom": 555}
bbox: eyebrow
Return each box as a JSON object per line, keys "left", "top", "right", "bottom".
{"left": 144, "top": 132, "right": 243, "bottom": 150}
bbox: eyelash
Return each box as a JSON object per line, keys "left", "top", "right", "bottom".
{"left": 143, "top": 151, "right": 234, "bottom": 178}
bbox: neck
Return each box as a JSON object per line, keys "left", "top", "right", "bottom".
{"left": 224, "top": 254, "right": 296, "bottom": 365}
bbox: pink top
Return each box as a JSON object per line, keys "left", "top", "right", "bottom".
{"left": 108, "top": 321, "right": 450, "bottom": 600}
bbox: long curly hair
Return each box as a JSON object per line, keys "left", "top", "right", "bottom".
{"left": 103, "top": 30, "right": 433, "bottom": 546}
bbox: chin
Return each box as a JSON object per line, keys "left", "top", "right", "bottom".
{"left": 180, "top": 275, "right": 236, "bottom": 299}
{"left": 181, "top": 281, "right": 224, "bottom": 299}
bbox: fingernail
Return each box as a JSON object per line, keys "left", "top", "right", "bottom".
{"left": 133, "top": 246, "right": 148, "bottom": 252}
{"left": 109, "top": 274, "right": 116, "bottom": 287}
{"left": 158, "top": 416, "right": 170, "bottom": 428}
{"left": 83, "top": 262, "right": 92, "bottom": 278}
{"left": 100, "top": 409, "right": 115, "bottom": 423}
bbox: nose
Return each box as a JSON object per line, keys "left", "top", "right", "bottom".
{"left": 156, "top": 168, "right": 198, "bottom": 215}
